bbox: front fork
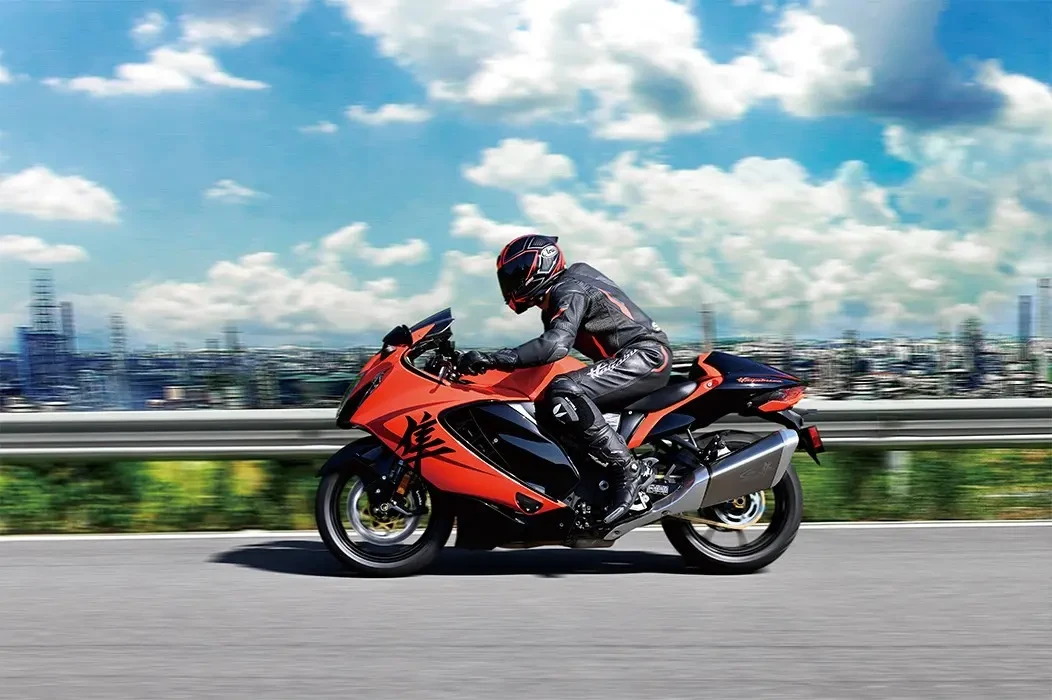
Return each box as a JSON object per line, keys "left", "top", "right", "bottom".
{"left": 366, "top": 453, "right": 429, "bottom": 517}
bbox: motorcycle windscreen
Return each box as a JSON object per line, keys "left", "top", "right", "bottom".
{"left": 408, "top": 309, "right": 454, "bottom": 336}
{"left": 409, "top": 308, "right": 454, "bottom": 342}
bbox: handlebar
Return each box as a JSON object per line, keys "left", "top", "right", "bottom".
{"left": 427, "top": 345, "right": 473, "bottom": 385}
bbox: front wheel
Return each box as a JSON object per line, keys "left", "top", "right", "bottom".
{"left": 315, "top": 466, "right": 454, "bottom": 577}
{"left": 662, "top": 435, "right": 804, "bottom": 574}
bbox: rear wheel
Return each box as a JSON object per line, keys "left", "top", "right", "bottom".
{"left": 661, "top": 432, "right": 803, "bottom": 574}
{"left": 315, "top": 464, "right": 453, "bottom": 577}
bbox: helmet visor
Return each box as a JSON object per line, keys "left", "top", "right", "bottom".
{"left": 497, "top": 252, "right": 536, "bottom": 304}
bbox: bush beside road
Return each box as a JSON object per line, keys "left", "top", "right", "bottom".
{"left": 0, "top": 448, "right": 1049, "bottom": 534}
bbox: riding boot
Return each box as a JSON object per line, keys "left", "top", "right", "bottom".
{"left": 575, "top": 411, "right": 652, "bottom": 525}
{"left": 603, "top": 457, "right": 652, "bottom": 524}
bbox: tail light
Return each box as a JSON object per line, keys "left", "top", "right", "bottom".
{"left": 754, "top": 385, "right": 806, "bottom": 412}
{"left": 807, "top": 425, "right": 824, "bottom": 452}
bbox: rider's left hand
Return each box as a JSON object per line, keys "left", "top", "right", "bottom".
{"left": 456, "top": 350, "right": 493, "bottom": 375}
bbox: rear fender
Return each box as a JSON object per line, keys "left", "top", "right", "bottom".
{"left": 759, "top": 408, "right": 824, "bottom": 464}
{"left": 316, "top": 435, "right": 397, "bottom": 479}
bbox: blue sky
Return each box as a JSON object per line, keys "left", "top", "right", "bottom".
{"left": 0, "top": 0, "right": 1049, "bottom": 350}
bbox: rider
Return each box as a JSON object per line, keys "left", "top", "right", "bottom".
{"left": 457, "top": 234, "right": 672, "bottom": 524}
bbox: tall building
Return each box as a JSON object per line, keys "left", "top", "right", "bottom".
{"left": 174, "top": 341, "right": 191, "bottom": 384}
{"left": 701, "top": 303, "right": 716, "bottom": 352}
{"left": 841, "top": 329, "right": 859, "bottom": 389}
{"left": 224, "top": 324, "right": 241, "bottom": 353}
{"left": 961, "top": 317, "right": 983, "bottom": 388}
{"left": 224, "top": 323, "right": 243, "bottom": 372}
{"left": 60, "top": 302, "right": 76, "bottom": 356}
{"left": 205, "top": 337, "right": 220, "bottom": 371}
{"left": 1038, "top": 279, "right": 1051, "bottom": 384}
{"left": 31, "top": 269, "right": 58, "bottom": 334}
{"left": 109, "top": 313, "right": 129, "bottom": 408}
{"left": 1039, "top": 278, "right": 1050, "bottom": 340}
{"left": 17, "top": 269, "right": 66, "bottom": 398}
{"left": 254, "top": 360, "right": 280, "bottom": 408}
{"left": 1018, "top": 295, "right": 1032, "bottom": 360}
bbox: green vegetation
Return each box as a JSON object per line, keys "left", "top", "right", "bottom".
{"left": 0, "top": 448, "right": 1048, "bottom": 534}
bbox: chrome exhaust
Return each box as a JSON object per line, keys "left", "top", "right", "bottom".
{"left": 699, "top": 428, "right": 798, "bottom": 507}
{"left": 603, "top": 428, "right": 799, "bottom": 540}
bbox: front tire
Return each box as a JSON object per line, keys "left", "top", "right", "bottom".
{"left": 315, "top": 466, "right": 454, "bottom": 577}
{"left": 662, "top": 433, "right": 804, "bottom": 574}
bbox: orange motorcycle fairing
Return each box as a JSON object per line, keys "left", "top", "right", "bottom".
{"left": 346, "top": 347, "right": 584, "bottom": 514}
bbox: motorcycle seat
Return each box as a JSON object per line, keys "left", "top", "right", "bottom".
{"left": 623, "top": 376, "right": 699, "bottom": 413}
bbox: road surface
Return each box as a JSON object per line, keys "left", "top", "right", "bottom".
{"left": 1, "top": 525, "right": 1050, "bottom": 700}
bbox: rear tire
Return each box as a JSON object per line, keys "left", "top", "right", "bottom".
{"left": 662, "top": 433, "right": 804, "bottom": 575}
{"left": 315, "top": 466, "right": 454, "bottom": 577}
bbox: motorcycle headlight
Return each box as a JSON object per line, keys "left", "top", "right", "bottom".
{"left": 336, "top": 368, "right": 387, "bottom": 428}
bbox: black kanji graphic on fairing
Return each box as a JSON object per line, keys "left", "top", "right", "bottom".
{"left": 397, "top": 411, "right": 455, "bottom": 470}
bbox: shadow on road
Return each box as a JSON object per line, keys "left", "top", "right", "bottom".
{"left": 210, "top": 539, "right": 700, "bottom": 578}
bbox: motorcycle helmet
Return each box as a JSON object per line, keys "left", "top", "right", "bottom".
{"left": 496, "top": 234, "right": 565, "bottom": 314}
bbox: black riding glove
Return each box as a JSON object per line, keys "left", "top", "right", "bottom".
{"left": 457, "top": 349, "right": 519, "bottom": 375}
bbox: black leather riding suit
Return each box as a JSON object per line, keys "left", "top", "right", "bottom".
{"left": 494, "top": 262, "right": 672, "bottom": 475}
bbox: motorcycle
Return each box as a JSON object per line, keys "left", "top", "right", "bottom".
{"left": 315, "top": 308, "right": 824, "bottom": 577}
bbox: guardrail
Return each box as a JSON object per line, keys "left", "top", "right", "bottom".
{"left": 2, "top": 399, "right": 1049, "bottom": 461}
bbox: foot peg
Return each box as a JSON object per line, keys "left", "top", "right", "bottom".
{"left": 629, "top": 460, "right": 656, "bottom": 512}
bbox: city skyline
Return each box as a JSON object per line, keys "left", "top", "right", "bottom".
{"left": 1, "top": 0, "right": 1050, "bottom": 349}
{"left": 6, "top": 268, "right": 1052, "bottom": 354}
{"left": 4, "top": 265, "right": 1049, "bottom": 413}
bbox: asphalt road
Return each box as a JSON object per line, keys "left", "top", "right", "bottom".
{"left": 1, "top": 526, "right": 1049, "bottom": 700}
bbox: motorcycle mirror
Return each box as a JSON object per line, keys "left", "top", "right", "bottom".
{"left": 382, "top": 324, "right": 413, "bottom": 348}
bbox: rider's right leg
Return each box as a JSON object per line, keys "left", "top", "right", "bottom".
{"left": 535, "top": 343, "right": 670, "bottom": 524}
{"left": 536, "top": 375, "right": 646, "bottom": 523}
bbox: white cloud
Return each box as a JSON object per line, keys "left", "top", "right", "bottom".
{"left": 0, "top": 166, "right": 120, "bottom": 222}
{"left": 329, "top": 0, "right": 882, "bottom": 140}
{"left": 177, "top": 0, "right": 309, "bottom": 47}
{"left": 331, "top": 0, "right": 1045, "bottom": 140}
{"left": 179, "top": 17, "right": 272, "bottom": 47}
{"left": 733, "top": 0, "right": 778, "bottom": 11}
{"left": 345, "top": 103, "right": 432, "bottom": 125}
{"left": 752, "top": 8, "right": 872, "bottom": 117}
{"left": 367, "top": 239, "right": 429, "bottom": 266}
{"left": 0, "top": 51, "right": 11, "bottom": 84}
{"left": 316, "top": 222, "right": 429, "bottom": 267}
{"left": 0, "top": 235, "right": 88, "bottom": 264}
{"left": 120, "top": 230, "right": 441, "bottom": 339}
{"left": 450, "top": 203, "right": 536, "bottom": 248}
{"left": 592, "top": 147, "right": 1043, "bottom": 332}
{"left": 45, "top": 2, "right": 301, "bottom": 97}
{"left": 131, "top": 11, "right": 168, "bottom": 44}
{"left": 810, "top": 0, "right": 1005, "bottom": 126}
{"left": 883, "top": 67, "right": 1052, "bottom": 235}
{"left": 979, "top": 61, "right": 1052, "bottom": 135}
{"left": 107, "top": 131, "right": 1041, "bottom": 340}
{"left": 44, "top": 47, "right": 268, "bottom": 96}
{"left": 298, "top": 120, "right": 338, "bottom": 134}
{"left": 464, "top": 139, "right": 575, "bottom": 190}
{"left": 204, "top": 179, "right": 265, "bottom": 204}
{"left": 330, "top": 0, "right": 773, "bottom": 139}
